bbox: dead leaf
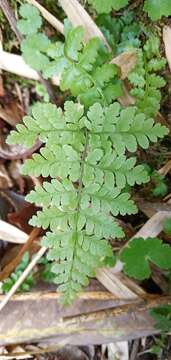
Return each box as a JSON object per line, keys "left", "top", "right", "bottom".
{"left": 8, "top": 203, "right": 38, "bottom": 234}
{"left": 0, "top": 228, "right": 41, "bottom": 281}
{"left": 118, "top": 84, "right": 135, "bottom": 107}
{"left": 0, "top": 100, "right": 24, "bottom": 127}
{"left": 163, "top": 25, "right": 171, "bottom": 72}
{"left": 0, "top": 164, "right": 13, "bottom": 189}
{"left": 111, "top": 51, "right": 137, "bottom": 79}
{"left": 136, "top": 198, "right": 171, "bottom": 218}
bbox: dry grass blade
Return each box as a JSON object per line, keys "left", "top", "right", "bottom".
{"left": 163, "top": 26, "right": 171, "bottom": 71}
{"left": 58, "top": 0, "right": 111, "bottom": 49}
{"left": 0, "top": 220, "right": 28, "bottom": 244}
{"left": 0, "top": 50, "right": 39, "bottom": 80}
{"left": 0, "top": 246, "right": 46, "bottom": 312}
{"left": 96, "top": 268, "right": 140, "bottom": 299}
{"left": 0, "top": 50, "right": 60, "bottom": 85}
{"left": 25, "top": 0, "right": 64, "bottom": 35}
{"left": 133, "top": 211, "right": 171, "bottom": 239}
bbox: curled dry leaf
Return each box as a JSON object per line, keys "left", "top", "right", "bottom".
{"left": 163, "top": 25, "right": 171, "bottom": 72}
{"left": 8, "top": 203, "right": 39, "bottom": 234}
{"left": 0, "top": 100, "right": 24, "bottom": 127}
{"left": 111, "top": 51, "right": 138, "bottom": 80}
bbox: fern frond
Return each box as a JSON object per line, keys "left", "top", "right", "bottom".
{"left": 7, "top": 99, "right": 168, "bottom": 303}
{"left": 18, "top": 6, "right": 122, "bottom": 107}
{"left": 128, "top": 36, "right": 166, "bottom": 117}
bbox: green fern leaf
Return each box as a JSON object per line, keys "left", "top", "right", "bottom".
{"left": 129, "top": 38, "right": 166, "bottom": 117}
{"left": 8, "top": 98, "right": 168, "bottom": 302}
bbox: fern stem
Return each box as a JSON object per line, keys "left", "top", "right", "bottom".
{"left": 67, "top": 129, "right": 89, "bottom": 286}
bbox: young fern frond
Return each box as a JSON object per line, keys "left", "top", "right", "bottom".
{"left": 18, "top": 6, "right": 122, "bottom": 108}
{"left": 128, "top": 36, "right": 166, "bottom": 117}
{"left": 7, "top": 100, "right": 168, "bottom": 304}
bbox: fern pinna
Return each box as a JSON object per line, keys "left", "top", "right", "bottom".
{"left": 7, "top": 4, "right": 169, "bottom": 304}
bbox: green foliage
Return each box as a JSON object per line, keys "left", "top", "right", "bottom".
{"left": 87, "top": 0, "right": 171, "bottom": 20}
{"left": 150, "top": 305, "right": 171, "bottom": 332}
{"left": 128, "top": 36, "right": 166, "bottom": 117}
{"left": 18, "top": 6, "right": 122, "bottom": 108}
{"left": 144, "top": 0, "right": 171, "bottom": 21}
{"left": 163, "top": 218, "right": 171, "bottom": 236}
{"left": 87, "top": 0, "right": 129, "bottom": 13}
{"left": 151, "top": 171, "right": 168, "bottom": 197}
{"left": 35, "top": 83, "right": 50, "bottom": 102}
{"left": 96, "top": 11, "right": 142, "bottom": 54}
{"left": 7, "top": 4, "right": 170, "bottom": 304}
{"left": 1, "top": 252, "right": 35, "bottom": 293}
{"left": 120, "top": 237, "right": 171, "bottom": 280}
{"left": 7, "top": 97, "right": 168, "bottom": 303}
{"left": 17, "top": 4, "right": 42, "bottom": 35}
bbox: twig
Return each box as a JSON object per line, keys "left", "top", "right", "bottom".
{"left": 130, "top": 339, "right": 139, "bottom": 360}
{"left": 0, "top": 290, "right": 119, "bottom": 301}
{"left": 0, "top": 246, "right": 47, "bottom": 311}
